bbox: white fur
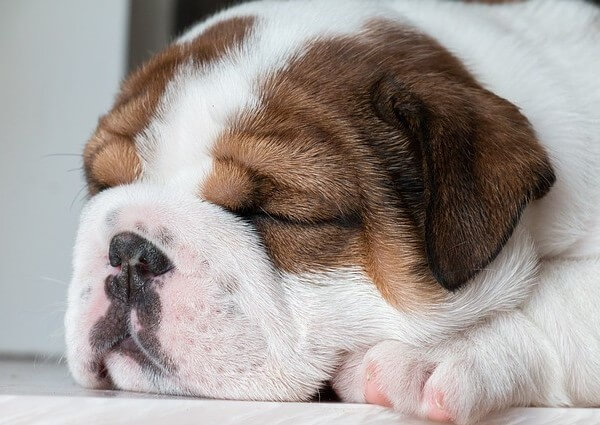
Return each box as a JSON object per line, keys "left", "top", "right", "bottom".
{"left": 65, "top": 1, "right": 600, "bottom": 423}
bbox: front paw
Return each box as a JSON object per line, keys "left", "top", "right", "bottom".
{"left": 333, "top": 340, "right": 502, "bottom": 424}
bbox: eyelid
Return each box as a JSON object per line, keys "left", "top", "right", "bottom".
{"left": 227, "top": 205, "right": 293, "bottom": 222}
{"left": 230, "top": 206, "right": 361, "bottom": 229}
{"left": 229, "top": 207, "right": 279, "bottom": 222}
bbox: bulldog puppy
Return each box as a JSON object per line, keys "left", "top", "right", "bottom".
{"left": 65, "top": 0, "right": 600, "bottom": 423}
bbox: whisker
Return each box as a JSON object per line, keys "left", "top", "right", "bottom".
{"left": 70, "top": 185, "right": 87, "bottom": 211}
{"left": 40, "top": 276, "right": 69, "bottom": 286}
{"left": 28, "top": 302, "right": 67, "bottom": 315}
{"left": 42, "top": 153, "right": 83, "bottom": 158}
{"left": 259, "top": 206, "right": 276, "bottom": 221}
{"left": 49, "top": 327, "right": 66, "bottom": 339}
{"left": 46, "top": 307, "right": 67, "bottom": 316}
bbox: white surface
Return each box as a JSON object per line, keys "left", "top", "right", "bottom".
{"left": 0, "top": 1, "right": 128, "bottom": 356}
{"left": 1, "top": 360, "right": 600, "bottom": 425}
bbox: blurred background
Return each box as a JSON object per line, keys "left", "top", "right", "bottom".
{"left": 0, "top": 0, "right": 238, "bottom": 360}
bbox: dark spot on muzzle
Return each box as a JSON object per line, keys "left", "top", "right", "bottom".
{"left": 87, "top": 233, "right": 177, "bottom": 380}
{"left": 155, "top": 226, "right": 174, "bottom": 247}
{"left": 90, "top": 301, "right": 129, "bottom": 353}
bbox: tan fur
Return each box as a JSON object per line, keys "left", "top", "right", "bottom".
{"left": 84, "top": 17, "right": 255, "bottom": 194}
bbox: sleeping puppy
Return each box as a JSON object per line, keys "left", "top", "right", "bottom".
{"left": 64, "top": 0, "right": 600, "bottom": 423}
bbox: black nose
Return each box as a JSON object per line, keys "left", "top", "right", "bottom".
{"left": 107, "top": 232, "right": 173, "bottom": 303}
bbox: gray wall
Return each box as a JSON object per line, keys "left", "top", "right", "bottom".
{"left": 0, "top": 1, "right": 128, "bottom": 357}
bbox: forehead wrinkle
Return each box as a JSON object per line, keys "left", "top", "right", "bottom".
{"left": 135, "top": 5, "right": 373, "bottom": 188}
{"left": 136, "top": 64, "right": 261, "bottom": 188}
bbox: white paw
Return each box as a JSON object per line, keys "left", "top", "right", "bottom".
{"left": 332, "top": 340, "right": 503, "bottom": 424}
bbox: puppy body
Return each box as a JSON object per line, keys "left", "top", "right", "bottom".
{"left": 65, "top": 1, "right": 600, "bottom": 423}
{"left": 328, "top": 1, "right": 600, "bottom": 419}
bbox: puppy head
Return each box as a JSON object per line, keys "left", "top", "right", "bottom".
{"left": 65, "top": 14, "right": 554, "bottom": 400}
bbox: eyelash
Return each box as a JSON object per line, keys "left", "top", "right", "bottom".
{"left": 231, "top": 207, "right": 361, "bottom": 229}
{"left": 231, "top": 207, "right": 289, "bottom": 223}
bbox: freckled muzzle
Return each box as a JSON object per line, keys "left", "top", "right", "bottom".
{"left": 65, "top": 184, "right": 321, "bottom": 400}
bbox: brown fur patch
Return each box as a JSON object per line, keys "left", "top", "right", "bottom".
{"left": 89, "top": 136, "right": 141, "bottom": 189}
{"left": 84, "top": 10, "right": 553, "bottom": 310}
{"left": 83, "top": 16, "right": 255, "bottom": 194}
{"left": 203, "top": 18, "right": 554, "bottom": 307}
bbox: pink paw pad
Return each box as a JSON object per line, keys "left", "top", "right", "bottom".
{"left": 364, "top": 363, "right": 392, "bottom": 408}
{"left": 426, "top": 390, "right": 453, "bottom": 422}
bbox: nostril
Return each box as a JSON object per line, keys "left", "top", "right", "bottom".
{"left": 137, "top": 256, "right": 149, "bottom": 272}
{"left": 144, "top": 251, "right": 173, "bottom": 276}
{"left": 109, "top": 232, "right": 172, "bottom": 271}
{"left": 153, "top": 263, "right": 173, "bottom": 276}
{"left": 107, "top": 232, "right": 173, "bottom": 303}
{"left": 109, "top": 250, "right": 122, "bottom": 268}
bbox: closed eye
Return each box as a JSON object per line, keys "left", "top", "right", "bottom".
{"left": 230, "top": 206, "right": 362, "bottom": 229}
{"left": 228, "top": 206, "right": 293, "bottom": 223}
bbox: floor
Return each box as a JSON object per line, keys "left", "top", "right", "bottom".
{"left": 1, "top": 358, "right": 600, "bottom": 425}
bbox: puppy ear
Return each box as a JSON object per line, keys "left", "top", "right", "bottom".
{"left": 372, "top": 75, "right": 555, "bottom": 290}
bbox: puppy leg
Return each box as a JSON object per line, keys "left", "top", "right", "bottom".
{"left": 333, "top": 312, "right": 570, "bottom": 424}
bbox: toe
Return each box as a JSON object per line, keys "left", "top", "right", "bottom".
{"left": 425, "top": 390, "right": 454, "bottom": 423}
{"left": 364, "top": 363, "right": 392, "bottom": 407}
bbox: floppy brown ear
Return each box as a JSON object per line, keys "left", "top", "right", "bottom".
{"left": 372, "top": 75, "right": 555, "bottom": 290}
